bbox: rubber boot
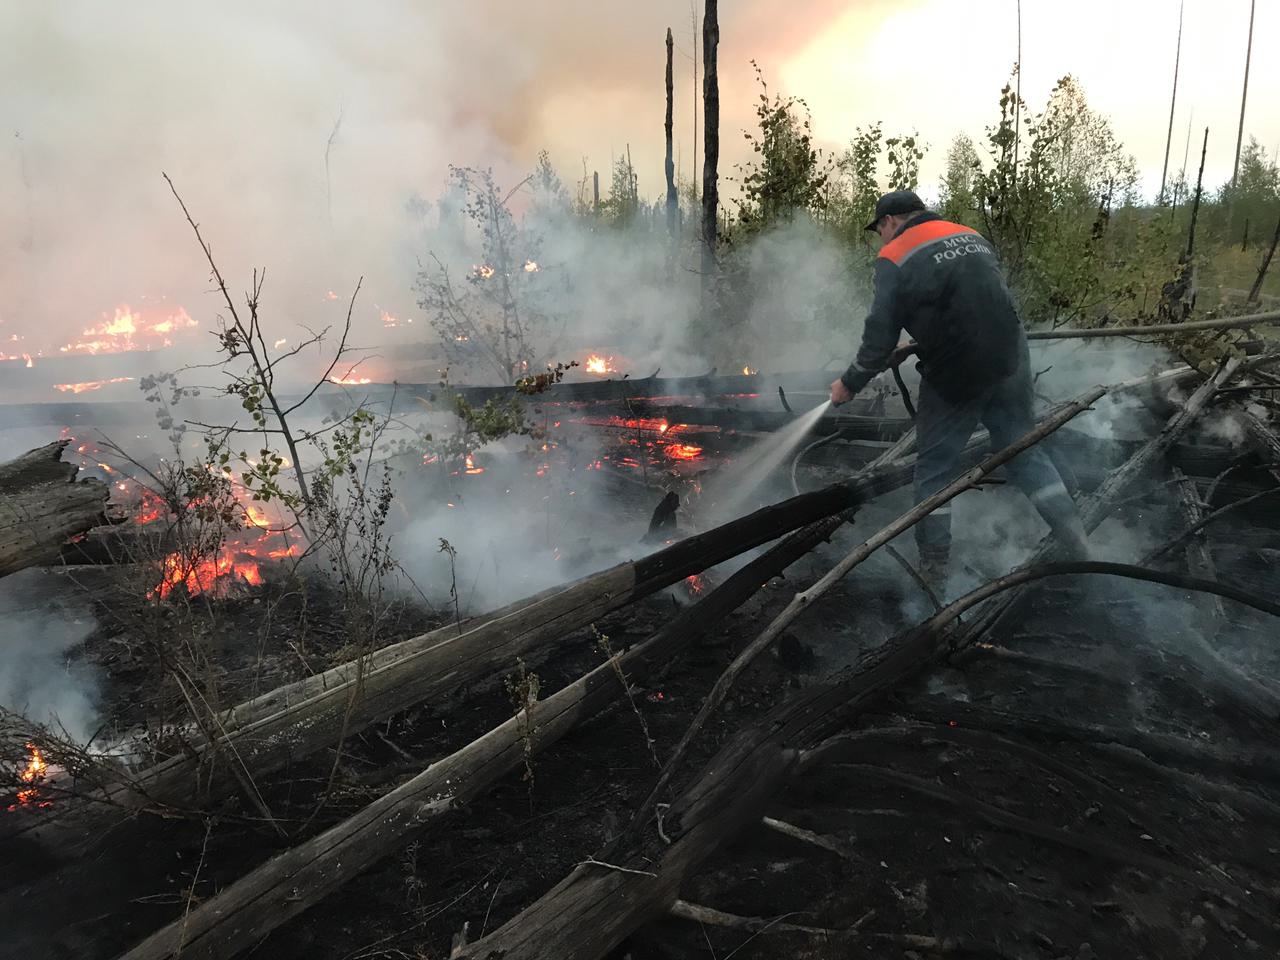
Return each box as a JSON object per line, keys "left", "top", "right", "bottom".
{"left": 1051, "top": 518, "right": 1092, "bottom": 561}
{"left": 918, "top": 545, "right": 950, "bottom": 591}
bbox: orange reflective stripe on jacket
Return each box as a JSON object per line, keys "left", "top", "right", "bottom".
{"left": 878, "top": 219, "right": 981, "bottom": 266}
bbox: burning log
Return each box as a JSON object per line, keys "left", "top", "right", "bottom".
{"left": 0, "top": 439, "right": 111, "bottom": 578}
{"left": 24, "top": 436, "right": 936, "bottom": 847}
{"left": 114, "top": 511, "right": 847, "bottom": 960}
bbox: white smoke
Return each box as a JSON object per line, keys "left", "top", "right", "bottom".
{"left": 0, "top": 571, "right": 100, "bottom": 742}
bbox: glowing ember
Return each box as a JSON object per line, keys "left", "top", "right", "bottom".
{"left": 473, "top": 264, "right": 496, "bottom": 280}
{"left": 23, "top": 354, "right": 33, "bottom": 369}
{"left": 584, "top": 354, "right": 616, "bottom": 376}
{"left": 742, "top": 365, "right": 758, "bottom": 376}
{"left": 60, "top": 304, "right": 196, "bottom": 355}
{"left": 464, "top": 454, "right": 485, "bottom": 475}
{"left": 523, "top": 260, "right": 539, "bottom": 273}
{"left": 151, "top": 552, "right": 264, "bottom": 599}
{"left": 685, "top": 574, "right": 706, "bottom": 595}
{"left": 664, "top": 443, "right": 703, "bottom": 461}
{"left": 325, "top": 291, "right": 340, "bottom": 301}
{"left": 380, "top": 310, "right": 412, "bottom": 328}
{"left": 53, "top": 376, "right": 135, "bottom": 394}
{"left": 7, "top": 743, "right": 51, "bottom": 812}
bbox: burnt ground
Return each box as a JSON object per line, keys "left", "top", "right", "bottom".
{"left": 3, "top": 425, "right": 1280, "bottom": 960}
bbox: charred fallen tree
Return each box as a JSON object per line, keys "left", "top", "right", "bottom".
{"left": 0, "top": 440, "right": 112, "bottom": 578}
{"left": 22, "top": 436, "right": 933, "bottom": 845}
{"left": 115, "top": 510, "right": 850, "bottom": 960}
{"left": 447, "top": 562, "right": 1279, "bottom": 960}
{"left": 24, "top": 367, "right": 1198, "bottom": 846}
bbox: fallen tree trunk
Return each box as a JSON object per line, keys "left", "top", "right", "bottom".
{"left": 115, "top": 510, "right": 847, "bottom": 960}
{"left": 450, "top": 562, "right": 1279, "bottom": 960}
{"left": 0, "top": 440, "right": 111, "bottom": 578}
{"left": 1025, "top": 309, "right": 1280, "bottom": 340}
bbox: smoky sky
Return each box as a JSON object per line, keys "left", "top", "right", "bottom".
{"left": 1, "top": 0, "right": 1274, "bottom": 358}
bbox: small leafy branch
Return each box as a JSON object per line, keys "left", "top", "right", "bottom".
{"left": 592, "top": 625, "right": 659, "bottom": 769}
{"left": 438, "top": 537, "right": 462, "bottom": 633}
{"left": 505, "top": 658, "right": 541, "bottom": 799}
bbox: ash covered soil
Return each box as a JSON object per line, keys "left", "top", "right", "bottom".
{"left": 3, "top": 444, "right": 1280, "bottom": 960}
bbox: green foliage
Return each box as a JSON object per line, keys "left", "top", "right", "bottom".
{"left": 601, "top": 151, "right": 641, "bottom": 225}
{"left": 731, "top": 63, "right": 833, "bottom": 235}
{"left": 938, "top": 133, "right": 981, "bottom": 225}
{"left": 973, "top": 74, "right": 1148, "bottom": 325}
{"left": 885, "top": 132, "right": 924, "bottom": 191}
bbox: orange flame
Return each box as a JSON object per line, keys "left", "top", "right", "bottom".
{"left": 584, "top": 354, "right": 616, "bottom": 375}
{"left": 328, "top": 375, "right": 373, "bottom": 385}
{"left": 742, "top": 365, "right": 758, "bottom": 376}
{"left": 7, "top": 743, "right": 51, "bottom": 811}
{"left": 54, "top": 376, "right": 135, "bottom": 394}
{"left": 59, "top": 304, "right": 196, "bottom": 356}
{"left": 151, "top": 552, "right": 264, "bottom": 599}
{"left": 664, "top": 443, "right": 703, "bottom": 461}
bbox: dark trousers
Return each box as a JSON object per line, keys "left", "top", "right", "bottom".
{"left": 913, "top": 361, "right": 1081, "bottom": 555}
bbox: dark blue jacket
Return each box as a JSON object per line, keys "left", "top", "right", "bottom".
{"left": 841, "top": 212, "right": 1026, "bottom": 402}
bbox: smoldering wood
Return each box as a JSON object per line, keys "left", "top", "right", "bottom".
{"left": 628, "top": 384, "right": 1107, "bottom": 838}
{"left": 0, "top": 439, "right": 111, "bottom": 579}
{"left": 450, "top": 560, "right": 1280, "bottom": 960}
{"left": 1165, "top": 467, "right": 1280, "bottom": 721}
{"left": 20, "top": 440, "right": 939, "bottom": 848}
{"left": 955, "top": 356, "right": 1248, "bottom": 648}
{"left": 114, "top": 509, "right": 847, "bottom": 960}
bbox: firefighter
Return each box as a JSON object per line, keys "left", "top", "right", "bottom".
{"left": 829, "top": 190, "right": 1089, "bottom": 584}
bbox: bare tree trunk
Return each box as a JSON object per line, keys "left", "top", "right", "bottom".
{"left": 592, "top": 170, "right": 600, "bottom": 216}
{"left": 690, "top": 0, "right": 698, "bottom": 199}
{"left": 1158, "top": 0, "right": 1184, "bottom": 204}
{"left": 665, "top": 27, "right": 678, "bottom": 247}
{"left": 1232, "top": 0, "right": 1256, "bottom": 189}
{"left": 700, "top": 0, "right": 719, "bottom": 307}
{"left": 1187, "top": 126, "right": 1209, "bottom": 261}
{"left": 1247, "top": 215, "right": 1280, "bottom": 304}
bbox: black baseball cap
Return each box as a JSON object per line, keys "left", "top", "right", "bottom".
{"left": 864, "top": 190, "right": 927, "bottom": 232}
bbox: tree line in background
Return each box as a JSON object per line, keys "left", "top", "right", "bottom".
{"left": 412, "top": 65, "right": 1280, "bottom": 380}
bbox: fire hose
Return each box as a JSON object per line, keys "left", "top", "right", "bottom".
{"left": 789, "top": 342, "right": 941, "bottom": 609}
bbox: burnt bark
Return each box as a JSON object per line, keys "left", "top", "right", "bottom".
{"left": 700, "top": 0, "right": 718, "bottom": 304}
{"left": 449, "top": 561, "right": 1278, "bottom": 960}
{"left": 0, "top": 440, "right": 111, "bottom": 578}
{"left": 664, "top": 27, "right": 678, "bottom": 245}
{"left": 115, "top": 514, "right": 845, "bottom": 960}
{"left": 1247, "top": 215, "right": 1280, "bottom": 304}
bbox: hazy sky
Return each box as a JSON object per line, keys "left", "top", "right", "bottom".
{"left": 0, "top": 0, "right": 1274, "bottom": 351}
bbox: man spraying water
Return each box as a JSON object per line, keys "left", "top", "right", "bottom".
{"left": 829, "top": 190, "right": 1089, "bottom": 586}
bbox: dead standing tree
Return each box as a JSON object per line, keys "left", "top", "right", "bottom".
{"left": 664, "top": 27, "right": 678, "bottom": 249}
{"left": 700, "top": 0, "right": 718, "bottom": 313}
